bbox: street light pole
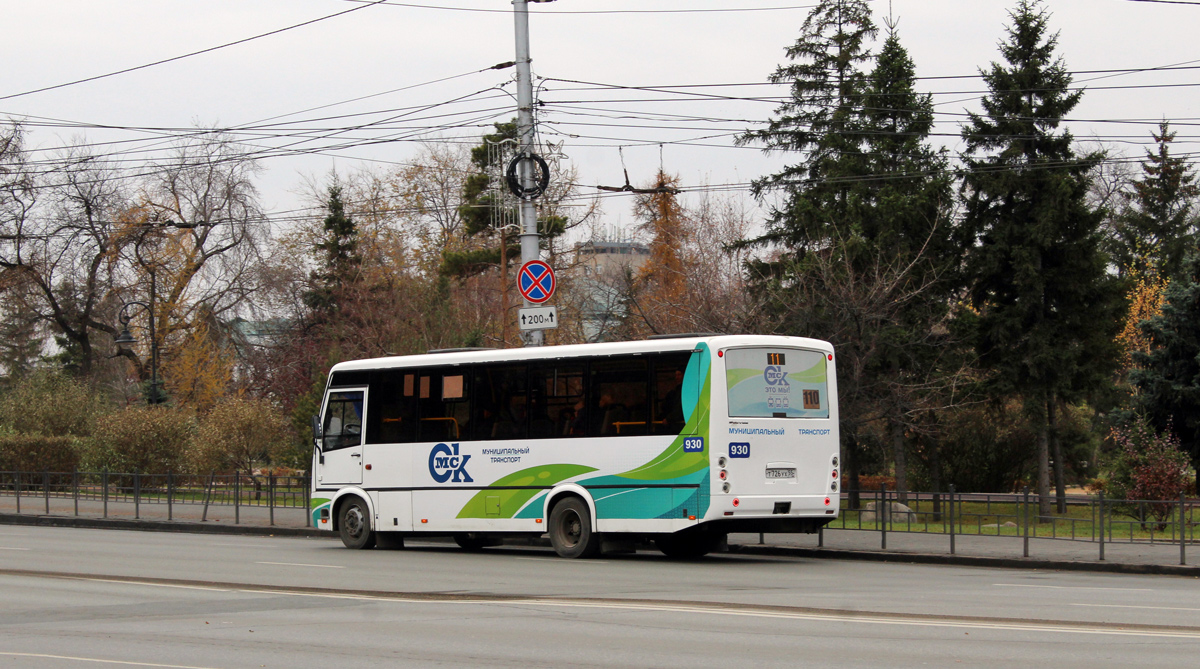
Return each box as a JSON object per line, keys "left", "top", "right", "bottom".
{"left": 114, "top": 300, "right": 161, "bottom": 404}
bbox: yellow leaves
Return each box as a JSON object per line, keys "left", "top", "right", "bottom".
{"left": 161, "top": 322, "right": 233, "bottom": 412}
{"left": 634, "top": 171, "right": 691, "bottom": 335}
{"left": 1116, "top": 265, "right": 1167, "bottom": 376}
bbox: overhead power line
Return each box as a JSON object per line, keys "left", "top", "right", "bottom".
{"left": 340, "top": 1, "right": 819, "bottom": 14}
{"left": 1123, "top": 0, "right": 1200, "bottom": 6}
{"left": 0, "top": 0, "right": 392, "bottom": 102}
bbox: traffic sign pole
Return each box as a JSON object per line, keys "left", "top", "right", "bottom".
{"left": 513, "top": 0, "right": 542, "bottom": 346}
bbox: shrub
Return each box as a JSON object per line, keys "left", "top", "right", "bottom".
{"left": 0, "top": 430, "right": 81, "bottom": 471}
{"left": 0, "top": 370, "right": 103, "bottom": 438}
{"left": 1102, "top": 417, "right": 1191, "bottom": 526}
{"left": 193, "top": 397, "right": 295, "bottom": 475}
{"left": 85, "top": 406, "right": 197, "bottom": 474}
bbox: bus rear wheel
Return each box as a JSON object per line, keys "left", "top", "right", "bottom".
{"left": 655, "top": 532, "right": 721, "bottom": 559}
{"left": 548, "top": 497, "right": 601, "bottom": 559}
{"left": 338, "top": 497, "right": 376, "bottom": 549}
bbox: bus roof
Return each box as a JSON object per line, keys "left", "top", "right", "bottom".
{"left": 329, "top": 334, "right": 833, "bottom": 373}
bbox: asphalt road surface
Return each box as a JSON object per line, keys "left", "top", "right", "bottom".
{"left": 1, "top": 526, "right": 1198, "bottom": 668}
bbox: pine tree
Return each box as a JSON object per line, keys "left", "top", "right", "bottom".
{"left": 1110, "top": 122, "right": 1199, "bottom": 279}
{"left": 1132, "top": 254, "right": 1200, "bottom": 479}
{"left": 737, "top": 0, "right": 876, "bottom": 254}
{"left": 859, "top": 23, "right": 957, "bottom": 499}
{"left": 960, "top": 0, "right": 1123, "bottom": 515}
{"left": 304, "top": 185, "right": 361, "bottom": 318}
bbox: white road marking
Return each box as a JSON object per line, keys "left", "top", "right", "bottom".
{"left": 0, "top": 652, "right": 218, "bottom": 668}
{"left": 1072, "top": 603, "right": 1200, "bottom": 612}
{"left": 65, "top": 577, "right": 231, "bottom": 592}
{"left": 0, "top": 547, "right": 30, "bottom": 551}
{"left": 994, "top": 583, "right": 1155, "bottom": 592}
{"left": 255, "top": 561, "right": 344, "bottom": 569}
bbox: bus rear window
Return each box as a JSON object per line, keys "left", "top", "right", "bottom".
{"left": 725, "top": 348, "right": 829, "bottom": 419}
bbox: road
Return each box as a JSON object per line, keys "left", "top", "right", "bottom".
{"left": 0, "top": 526, "right": 1198, "bottom": 667}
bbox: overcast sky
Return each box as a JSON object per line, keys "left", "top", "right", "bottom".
{"left": 2, "top": 0, "right": 1197, "bottom": 232}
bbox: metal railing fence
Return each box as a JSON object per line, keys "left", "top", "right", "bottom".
{"left": 2, "top": 472, "right": 1196, "bottom": 563}
{"left": 0, "top": 470, "right": 311, "bottom": 527}
{"left": 829, "top": 486, "right": 1195, "bottom": 564}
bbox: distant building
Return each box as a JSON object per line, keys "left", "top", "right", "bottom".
{"left": 574, "top": 239, "right": 650, "bottom": 342}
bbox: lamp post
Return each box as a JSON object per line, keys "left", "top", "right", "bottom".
{"left": 114, "top": 301, "right": 162, "bottom": 405}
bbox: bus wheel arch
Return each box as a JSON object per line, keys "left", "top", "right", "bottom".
{"left": 546, "top": 490, "right": 601, "bottom": 559}
{"left": 333, "top": 491, "right": 376, "bottom": 550}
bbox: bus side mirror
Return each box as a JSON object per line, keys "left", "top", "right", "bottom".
{"left": 312, "top": 415, "right": 324, "bottom": 464}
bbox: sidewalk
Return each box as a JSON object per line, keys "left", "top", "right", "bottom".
{"left": 3, "top": 494, "right": 1198, "bottom": 574}
{"left": 727, "top": 528, "right": 1200, "bottom": 575}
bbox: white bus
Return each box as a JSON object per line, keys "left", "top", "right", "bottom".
{"left": 310, "top": 334, "right": 840, "bottom": 558}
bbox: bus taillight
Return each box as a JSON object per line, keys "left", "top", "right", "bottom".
{"left": 732, "top": 498, "right": 740, "bottom": 507}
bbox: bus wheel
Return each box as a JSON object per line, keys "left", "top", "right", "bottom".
{"left": 549, "top": 497, "right": 601, "bottom": 559}
{"left": 338, "top": 497, "right": 376, "bottom": 549}
{"left": 655, "top": 532, "right": 720, "bottom": 559}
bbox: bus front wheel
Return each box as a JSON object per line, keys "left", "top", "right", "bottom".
{"left": 338, "top": 497, "right": 376, "bottom": 549}
{"left": 548, "top": 497, "right": 601, "bottom": 559}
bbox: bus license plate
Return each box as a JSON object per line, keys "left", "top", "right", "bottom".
{"left": 766, "top": 467, "right": 796, "bottom": 480}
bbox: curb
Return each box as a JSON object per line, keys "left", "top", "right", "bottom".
{"left": 0, "top": 513, "right": 333, "bottom": 539}
{"left": 5, "top": 513, "right": 1199, "bottom": 575}
{"left": 730, "top": 543, "right": 1200, "bottom": 577}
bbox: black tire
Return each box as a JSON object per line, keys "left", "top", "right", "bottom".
{"left": 338, "top": 497, "right": 376, "bottom": 549}
{"left": 548, "top": 497, "right": 601, "bottom": 559}
{"left": 375, "top": 532, "right": 405, "bottom": 550}
{"left": 655, "top": 532, "right": 721, "bottom": 559}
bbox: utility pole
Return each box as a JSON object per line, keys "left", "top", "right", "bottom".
{"left": 513, "top": 0, "right": 548, "bottom": 346}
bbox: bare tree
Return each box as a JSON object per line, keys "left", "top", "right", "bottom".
{"left": 0, "top": 126, "right": 129, "bottom": 377}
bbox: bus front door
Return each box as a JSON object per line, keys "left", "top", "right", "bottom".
{"left": 319, "top": 388, "right": 366, "bottom": 486}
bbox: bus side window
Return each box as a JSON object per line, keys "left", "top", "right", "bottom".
{"left": 415, "top": 369, "right": 471, "bottom": 442}
{"left": 323, "top": 390, "right": 365, "bottom": 451}
{"left": 368, "top": 370, "right": 416, "bottom": 444}
{"left": 530, "top": 362, "right": 584, "bottom": 439}
{"left": 652, "top": 353, "right": 692, "bottom": 435}
{"left": 586, "top": 357, "right": 648, "bottom": 437}
{"left": 472, "top": 364, "right": 527, "bottom": 441}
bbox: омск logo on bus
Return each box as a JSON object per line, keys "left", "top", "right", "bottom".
{"left": 429, "top": 443, "right": 474, "bottom": 483}
{"left": 764, "top": 365, "right": 789, "bottom": 386}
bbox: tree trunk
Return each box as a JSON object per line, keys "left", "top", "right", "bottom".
{"left": 891, "top": 418, "right": 908, "bottom": 504}
{"left": 1037, "top": 407, "right": 1052, "bottom": 520}
{"left": 1050, "top": 397, "right": 1066, "bottom": 514}
{"left": 928, "top": 429, "right": 943, "bottom": 522}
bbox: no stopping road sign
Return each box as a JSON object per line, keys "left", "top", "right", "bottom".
{"left": 518, "top": 260, "right": 555, "bottom": 304}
